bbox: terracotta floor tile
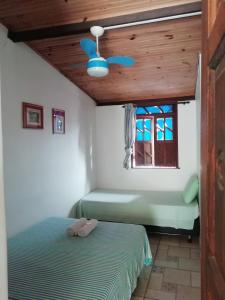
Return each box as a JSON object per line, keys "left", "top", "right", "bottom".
{"left": 154, "top": 256, "right": 178, "bottom": 269}
{"left": 168, "top": 246, "right": 190, "bottom": 258}
{"left": 160, "top": 235, "right": 180, "bottom": 246}
{"left": 161, "top": 282, "right": 177, "bottom": 293}
{"left": 150, "top": 244, "right": 158, "bottom": 257}
{"left": 164, "top": 268, "right": 191, "bottom": 286}
{"left": 133, "top": 278, "right": 148, "bottom": 297}
{"left": 145, "top": 289, "right": 176, "bottom": 300}
{"left": 179, "top": 236, "right": 199, "bottom": 249}
{"left": 148, "top": 272, "right": 163, "bottom": 290}
{"left": 191, "top": 272, "right": 201, "bottom": 288}
{"left": 179, "top": 258, "right": 200, "bottom": 272}
{"left": 133, "top": 287, "right": 146, "bottom": 297}
{"left": 139, "top": 265, "right": 152, "bottom": 280}
{"left": 131, "top": 296, "right": 144, "bottom": 300}
{"left": 156, "top": 248, "right": 168, "bottom": 259}
{"left": 176, "top": 285, "right": 200, "bottom": 300}
{"left": 158, "top": 244, "right": 169, "bottom": 250}
{"left": 191, "top": 248, "right": 200, "bottom": 259}
{"left": 132, "top": 234, "right": 201, "bottom": 300}
{"left": 151, "top": 265, "right": 165, "bottom": 274}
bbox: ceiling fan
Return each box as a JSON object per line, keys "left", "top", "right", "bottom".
{"left": 71, "top": 26, "right": 135, "bottom": 78}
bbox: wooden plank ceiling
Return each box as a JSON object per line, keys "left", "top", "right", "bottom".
{"left": 0, "top": 0, "right": 202, "bottom": 105}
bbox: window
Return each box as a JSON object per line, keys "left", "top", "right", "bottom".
{"left": 133, "top": 104, "right": 178, "bottom": 168}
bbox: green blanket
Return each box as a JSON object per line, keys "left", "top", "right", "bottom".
{"left": 75, "top": 189, "right": 199, "bottom": 230}
{"left": 8, "top": 217, "right": 151, "bottom": 300}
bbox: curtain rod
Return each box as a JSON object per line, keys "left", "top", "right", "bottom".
{"left": 122, "top": 101, "right": 190, "bottom": 108}
{"left": 104, "top": 11, "right": 201, "bottom": 31}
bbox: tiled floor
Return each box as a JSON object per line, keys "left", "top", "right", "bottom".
{"left": 131, "top": 233, "right": 201, "bottom": 300}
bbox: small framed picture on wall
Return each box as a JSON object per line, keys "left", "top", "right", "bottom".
{"left": 22, "top": 102, "right": 44, "bottom": 129}
{"left": 52, "top": 108, "right": 65, "bottom": 134}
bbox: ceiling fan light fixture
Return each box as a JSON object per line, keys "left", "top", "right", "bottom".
{"left": 87, "top": 67, "right": 109, "bottom": 77}
{"left": 87, "top": 57, "right": 109, "bottom": 77}
{"left": 87, "top": 66, "right": 109, "bottom": 77}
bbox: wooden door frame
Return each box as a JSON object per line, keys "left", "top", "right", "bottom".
{"left": 201, "top": 1, "right": 225, "bottom": 299}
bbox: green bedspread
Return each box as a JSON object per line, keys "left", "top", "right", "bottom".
{"left": 75, "top": 189, "right": 199, "bottom": 230}
{"left": 8, "top": 217, "right": 151, "bottom": 300}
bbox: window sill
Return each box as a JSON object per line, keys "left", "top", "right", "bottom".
{"left": 132, "top": 166, "right": 180, "bottom": 169}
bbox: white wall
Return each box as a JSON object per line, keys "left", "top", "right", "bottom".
{"left": 96, "top": 102, "right": 198, "bottom": 191}
{"left": 0, "top": 26, "right": 96, "bottom": 237}
{"left": 0, "top": 26, "right": 8, "bottom": 300}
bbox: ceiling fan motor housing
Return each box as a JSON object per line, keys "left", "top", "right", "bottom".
{"left": 87, "top": 57, "right": 109, "bottom": 77}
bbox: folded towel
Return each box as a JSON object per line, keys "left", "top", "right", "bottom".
{"left": 78, "top": 219, "right": 98, "bottom": 237}
{"left": 67, "top": 218, "right": 87, "bottom": 236}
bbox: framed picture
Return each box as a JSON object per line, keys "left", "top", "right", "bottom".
{"left": 22, "top": 102, "right": 44, "bottom": 129}
{"left": 52, "top": 108, "right": 65, "bottom": 134}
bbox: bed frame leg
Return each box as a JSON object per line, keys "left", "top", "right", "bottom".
{"left": 187, "top": 234, "right": 192, "bottom": 243}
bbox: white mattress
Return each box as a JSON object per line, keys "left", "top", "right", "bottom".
{"left": 75, "top": 189, "right": 199, "bottom": 230}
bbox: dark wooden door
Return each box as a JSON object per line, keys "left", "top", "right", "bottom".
{"left": 201, "top": 1, "right": 225, "bottom": 300}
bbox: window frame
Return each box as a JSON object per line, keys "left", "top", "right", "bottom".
{"left": 132, "top": 103, "right": 179, "bottom": 169}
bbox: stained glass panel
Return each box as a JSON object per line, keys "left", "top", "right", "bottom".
{"left": 157, "top": 130, "right": 164, "bottom": 140}
{"left": 165, "top": 129, "right": 173, "bottom": 140}
{"left": 137, "top": 119, "right": 143, "bottom": 130}
{"left": 165, "top": 117, "right": 173, "bottom": 140}
{"left": 165, "top": 117, "right": 173, "bottom": 129}
{"left": 145, "top": 119, "right": 151, "bottom": 130}
{"left": 160, "top": 105, "right": 173, "bottom": 113}
{"left": 144, "top": 131, "right": 151, "bottom": 141}
{"left": 156, "top": 118, "right": 165, "bottom": 140}
{"left": 157, "top": 118, "right": 164, "bottom": 129}
{"left": 136, "top": 107, "right": 146, "bottom": 115}
{"left": 136, "top": 119, "right": 143, "bottom": 141}
{"left": 146, "top": 106, "right": 161, "bottom": 114}
{"left": 136, "top": 119, "right": 152, "bottom": 141}
{"left": 144, "top": 119, "right": 151, "bottom": 141}
{"left": 136, "top": 105, "right": 173, "bottom": 115}
{"left": 136, "top": 131, "right": 143, "bottom": 141}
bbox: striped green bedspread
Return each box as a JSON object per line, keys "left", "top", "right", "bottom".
{"left": 8, "top": 217, "right": 152, "bottom": 300}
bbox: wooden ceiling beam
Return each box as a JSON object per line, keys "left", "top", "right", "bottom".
{"left": 97, "top": 96, "right": 195, "bottom": 106}
{"left": 8, "top": 2, "right": 201, "bottom": 42}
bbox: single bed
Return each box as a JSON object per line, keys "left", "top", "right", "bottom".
{"left": 74, "top": 189, "right": 199, "bottom": 230}
{"left": 8, "top": 217, "right": 151, "bottom": 300}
